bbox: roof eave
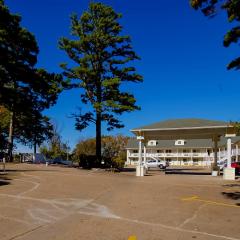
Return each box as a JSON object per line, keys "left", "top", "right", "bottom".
{"left": 131, "top": 125, "right": 231, "bottom": 132}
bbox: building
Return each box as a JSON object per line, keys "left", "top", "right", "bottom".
{"left": 126, "top": 118, "right": 240, "bottom": 167}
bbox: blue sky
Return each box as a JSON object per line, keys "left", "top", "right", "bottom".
{"left": 5, "top": 0, "right": 240, "bottom": 151}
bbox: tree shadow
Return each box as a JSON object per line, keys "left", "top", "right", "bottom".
{"left": 2, "top": 169, "right": 59, "bottom": 173}
{"left": 121, "top": 167, "right": 136, "bottom": 172}
{"left": 0, "top": 174, "right": 11, "bottom": 186}
{"left": 0, "top": 180, "right": 10, "bottom": 186}
{"left": 168, "top": 168, "right": 207, "bottom": 171}
{"left": 222, "top": 191, "right": 240, "bottom": 200}
{"left": 222, "top": 191, "right": 240, "bottom": 204}
{"left": 165, "top": 169, "right": 211, "bottom": 175}
{"left": 222, "top": 183, "right": 240, "bottom": 205}
{"left": 223, "top": 184, "right": 240, "bottom": 188}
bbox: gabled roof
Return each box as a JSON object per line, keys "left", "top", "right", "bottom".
{"left": 132, "top": 118, "right": 229, "bottom": 131}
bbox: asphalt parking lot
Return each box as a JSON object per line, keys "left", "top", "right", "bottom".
{"left": 0, "top": 164, "right": 239, "bottom": 240}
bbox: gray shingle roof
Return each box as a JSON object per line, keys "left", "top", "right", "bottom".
{"left": 126, "top": 136, "right": 240, "bottom": 149}
{"left": 132, "top": 118, "right": 229, "bottom": 131}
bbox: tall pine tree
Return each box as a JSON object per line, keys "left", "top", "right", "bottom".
{"left": 59, "top": 2, "right": 142, "bottom": 163}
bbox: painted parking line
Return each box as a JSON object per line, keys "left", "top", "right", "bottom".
{"left": 181, "top": 196, "right": 240, "bottom": 208}
{"left": 128, "top": 236, "right": 137, "bottom": 240}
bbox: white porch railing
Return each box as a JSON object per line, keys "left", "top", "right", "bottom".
{"left": 128, "top": 152, "right": 209, "bottom": 158}
{"left": 128, "top": 149, "right": 240, "bottom": 159}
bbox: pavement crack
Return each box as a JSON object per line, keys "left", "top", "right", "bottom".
{"left": 178, "top": 203, "right": 208, "bottom": 228}
{"left": 6, "top": 225, "right": 45, "bottom": 240}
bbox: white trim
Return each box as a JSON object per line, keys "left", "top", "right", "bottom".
{"left": 131, "top": 125, "right": 230, "bottom": 132}
{"left": 225, "top": 134, "right": 236, "bottom": 137}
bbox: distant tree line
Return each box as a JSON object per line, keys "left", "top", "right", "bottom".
{"left": 39, "top": 134, "right": 129, "bottom": 169}
{"left": 72, "top": 135, "right": 129, "bottom": 169}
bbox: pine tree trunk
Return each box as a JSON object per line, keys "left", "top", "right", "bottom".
{"left": 33, "top": 141, "right": 37, "bottom": 163}
{"left": 96, "top": 77, "right": 102, "bottom": 166}
{"left": 8, "top": 111, "right": 14, "bottom": 162}
{"left": 96, "top": 111, "right": 102, "bottom": 165}
{"left": 34, "top": 143, "right": 37, "bottom": 154}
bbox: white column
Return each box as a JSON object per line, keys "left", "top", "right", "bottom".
{"left": 227, "top": 138, "right": 231, "bottom": 168}
{"left": 223, "top": 136, "right": 235, "bottom": 180}
{"left": 177, "top": 149, "right": 178, "bottom": 166}
{"left": 236, "top": 145, "right": 238, "bottom": 162}
{"left": 144, "top": 146, "right": 147, "bottom": 164}
{"left": 138, "top": 139, "right": 142, "bottom": 166}
{"left": 191, "top": 148, "right": 193, "bottom": 166}
{"left": 218, "top": 148, "right": 221, "bottom": 161}
{"left": 214, "top": 138, "right": 218, "bottom": 168}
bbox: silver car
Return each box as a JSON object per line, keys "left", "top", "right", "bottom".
{"left": 144, "top": 159, "right": 168, "bottom": 170}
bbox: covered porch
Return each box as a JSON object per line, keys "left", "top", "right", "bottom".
{"left": 131, "top": 118, "right": 237, "bottom": 180}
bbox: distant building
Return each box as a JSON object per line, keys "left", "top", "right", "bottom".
{"left": 126, "top": 118, "right": 240, "bottom": 166}
{"left": 20, "top": 153, "right": 46, "bottom": 163}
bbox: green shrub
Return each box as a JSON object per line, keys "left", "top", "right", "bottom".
{"left": 212, "top": 165, "right": 220, "bottom": 171}
{"left": 79, "top": 154, "right": 100, "bottom": 169}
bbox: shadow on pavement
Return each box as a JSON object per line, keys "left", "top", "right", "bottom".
{"left": 222, "top": 191, "right": 240, "bottom": 206}
{"left": 165, "top": 168, "right": 211, "bottom": 175}
{"left": 223, "top": 183, "right": 240, "bottom": 187}
{"left": 0, "top": 174, "right": 11, "bottom": 186}
{"left": 0, "top": 180, "right": 10, "bottom": 186}
{"left": 222, "top": 183, "right": 240, "bottom": 206}
{"left": 222, "top": 191, "right": 240, "bottom": 200}
{"left": 3, "top": 168, "right": 60, "bottom": 173}
{"left": 121, "top": 167, "right": 136, "bottom": 172}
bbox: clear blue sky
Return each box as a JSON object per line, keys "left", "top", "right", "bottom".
{"left": 6, "top": 0, "right": 240, "bottom": 151}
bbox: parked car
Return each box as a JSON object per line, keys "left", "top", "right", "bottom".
{"left": 231, "top": 162, "right": 240, "bottom": 175}
{"left": 218, "top": 159, "right": 227, "bottom": 171}
{"left": 217, "top": 160, "right": 240, "bottom": 174}
{"left": 51, "top": 158, "right": 73, "bottom": 166}
{"left": 144, "top": 159, "right": 168, "bottom": 170}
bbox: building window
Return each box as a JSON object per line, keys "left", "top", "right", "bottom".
{"left": 148, "top": 140, "right": 157, "bottom": 146}
{"left": 175, "top": 140, "right": 185, "bottom": 146}
{"left": 166, "top": 149, "right": 172, "bottom": 153}
{"left": 183, "top": 158, "right": 188, "bottom": 165}
{"left": 193, "top": 159, "right": 198, "bottom": 165}
{"left": 133, "top": 150, "right": 138, "bottom": 153}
